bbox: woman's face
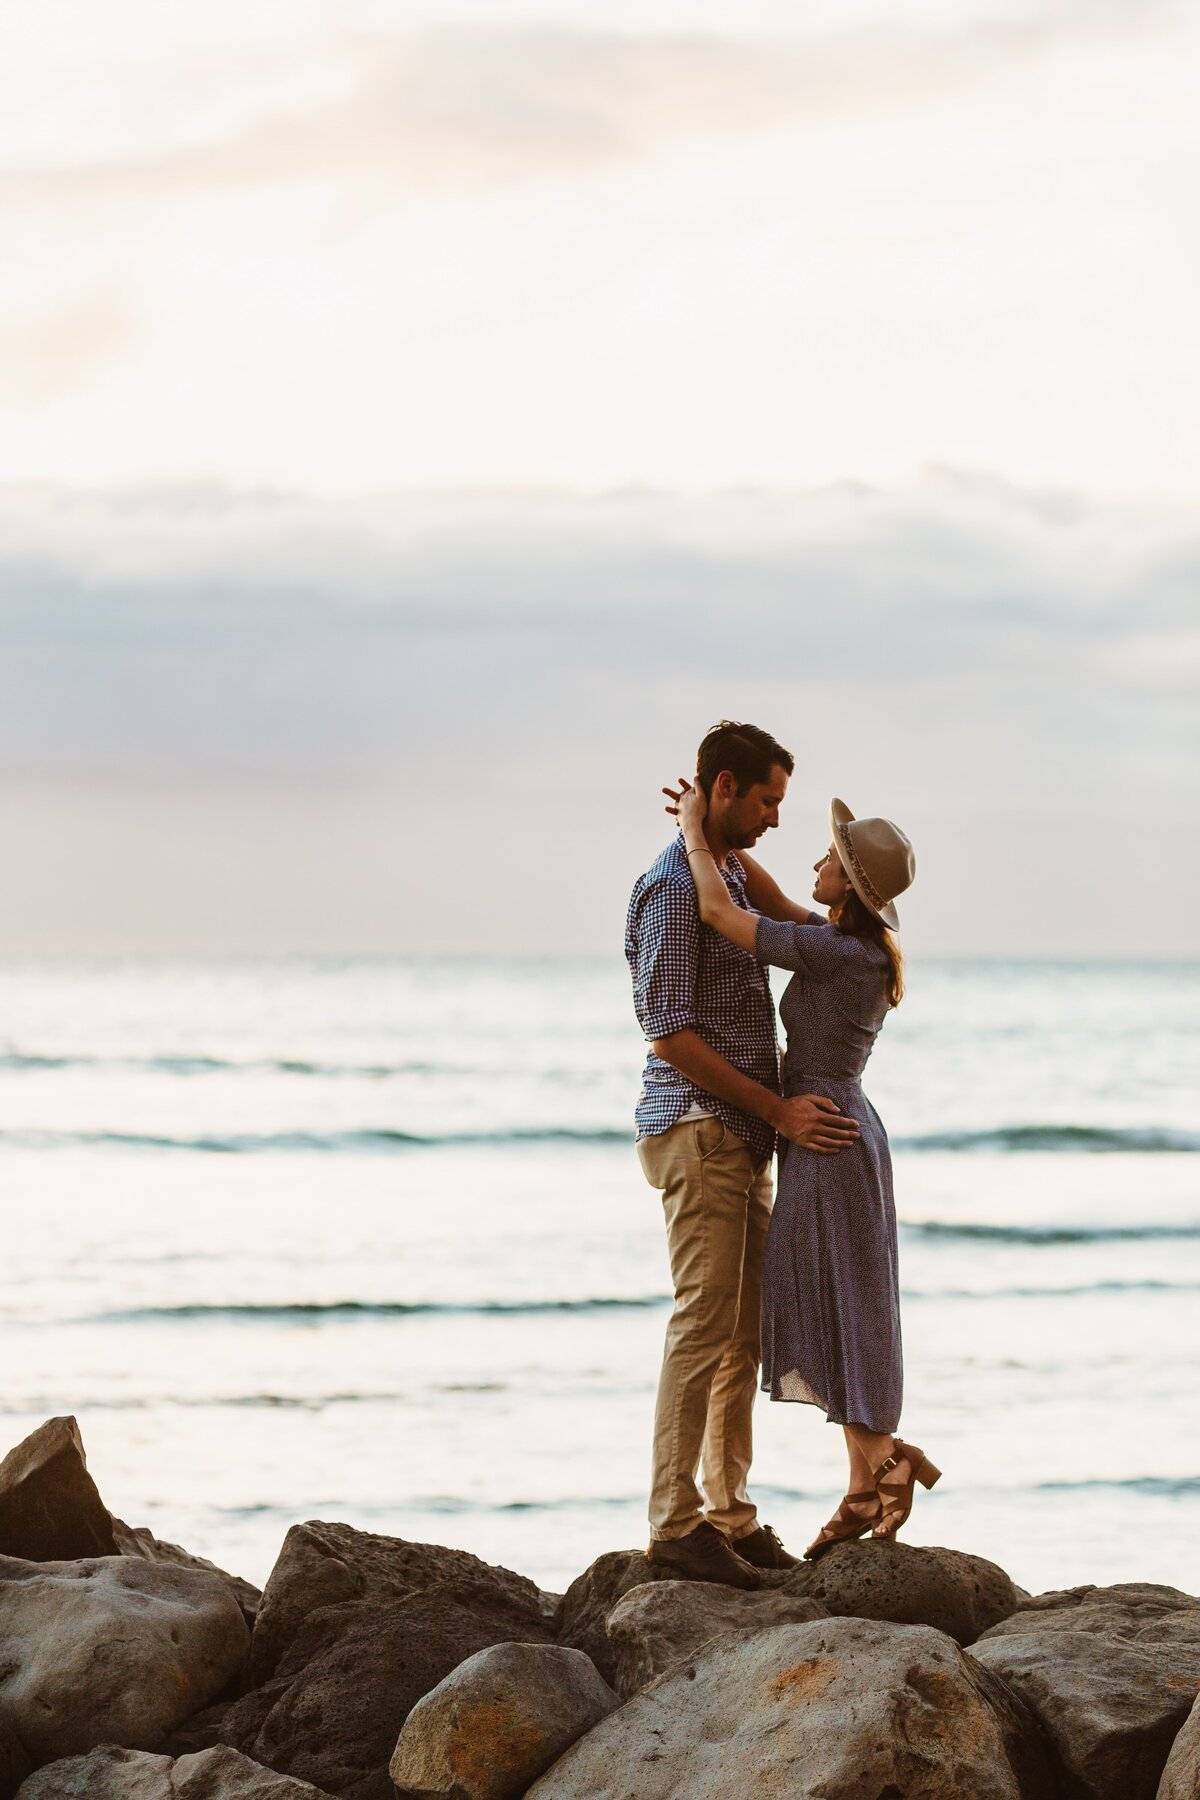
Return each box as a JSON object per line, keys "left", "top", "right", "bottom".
{"left": 812, "top": 844, "right": 853, "bottom": 907}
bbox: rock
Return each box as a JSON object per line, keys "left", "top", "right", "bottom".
{"left": 15, "top": 1749, "right": 174, "bottom": 1800}
{"left": 111, "top": 1519, "right": 261, "bottom": 1629}
{"left": 785, "top": 1537, "right": 1025, "bottom": 1646}
{"left": 972, "top": 1583, "right": 1200, "bottom": 1800}
{"left": 605, "top": 1579, "right": 829, "bottom": 1697}
{"left": 977, "top": 1580, "right": 1200, "bottom": 1643}
{"left": 555, "top": 1539, "right": 1024, "bottom": 1685}
{"left": 554, "top": 1550, "right": 671, "bottom": 1686}
{"left": 216, "top": 1588, "right": 559, "bottom": 1800}
{"left": 0, "top": 1719, "right": 31, "bottom": 1800}
{"left": 0, "top": 1554, "right": 250, "bottom": 1768}
{"left": 0, "top": 1420, "right": 116, "bottom": 1563}
{"left": 1159, "top": 1692, "right": 1200, "bottom": 1799}
{"left": 389, "top": 1642, "right": 618, "bottom": 1800}
{"left": 526, "top": 1614, "right": 1052, "bottom": 1798}
{"left": 248, "top": 1521, "right": 556, "bottom": 1683}
{"left": 14, "top": 1743, "right": 334, "bottom": 1797}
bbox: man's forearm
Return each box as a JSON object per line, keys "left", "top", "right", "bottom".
{"left": 650, "top": 1028, "right": 782, "bottom": 1127}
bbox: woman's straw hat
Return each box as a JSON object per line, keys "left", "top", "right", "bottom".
{"left": 829, "top": 798, "right": 915, "bottom": 932}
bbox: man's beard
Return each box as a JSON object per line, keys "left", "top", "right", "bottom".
{"left": 725, "top": 823, "right": 761, "bottom": 851}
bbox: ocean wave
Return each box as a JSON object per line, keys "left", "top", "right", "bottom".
{"left": 69, "top": 1277, "right": 1200, "bottom": 1326}
{"left": 0, "top": 1051, "right": 440, "bottom": 1078}
{"left": 904, "top": 1220, "right": 1200, "bottom": 1245}
{"left": 1033, "top": 1475, "right": 1200, "bottom": 1496}
{"left": 0, "top": 1127, "right": 629, "bottom": 1153}
{"left": 897, "top": 1125, "right": 1200, "bottom": 1153}
{"left": 2, "top": 1121, "right": 1194, "bottom": 1155}
{"left": 82, "top": 1295, "right": 670, "bottom": 1324}
{"left": 907, "top": 1278, "right": 1200, "bottom": 1300}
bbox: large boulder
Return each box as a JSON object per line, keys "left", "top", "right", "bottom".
{"left": 248, "top": 1522, "right": 555, "bottom": 1684}
{"left": 0, "top": 1420, "right": 115, "bottom": 1563}
{"left": 210, "top": 1588, "right": 559, "bottom": 1800}
{"left": 605, "top": 1579, "right": 829, "bottom": 1697}
{"left": 786, "top": 1538, "right": 1026, "bottom": 1646}
{"left": 977, "top": 1581, "right": 1200, "bottom": 1644}
{"left": 1159, "top": 1691, "right": 1200, "bottom": 1799}
{"left": 0, "top": 1555, "right": 250, "bottom": 1768}
{"left": 0, "top": 1417, "right": 258, "bottom": 1631}
{"left": 110, "top": 1520, "right": 261, "bottom": 1629}
{"left": 15, "top": 1744, "right": 334, "bottom": 1797}
{"left": 389, "top": 1642, "right": 618, "bottom": 1800}
{"left": 972, "top": 1583, "right": 1200, "bottom": 1800}
{"left": 526, "top": 1615, "right": 1053, "bottom": 1798}
{"left": 554, "top": 1550, "right": 670, "bottom": 1686}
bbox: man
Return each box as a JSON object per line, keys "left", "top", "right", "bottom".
{"left": 625, "top": 720, "right": 858, "bottom": 1586}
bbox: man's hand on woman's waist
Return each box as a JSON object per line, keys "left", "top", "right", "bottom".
{"left": 771, "top": 1093, "right": 860, "bottom": 1155}
{"left": 651, "top": 1028, "right": 858, "bottom": 1155}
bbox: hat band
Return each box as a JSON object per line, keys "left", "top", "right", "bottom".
{"left": 836, "top": 821, "right": 887, "bottom": 912}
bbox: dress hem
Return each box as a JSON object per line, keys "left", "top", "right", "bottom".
{"left": 760, "top": 1380, "right": 897, "bottom": 1434}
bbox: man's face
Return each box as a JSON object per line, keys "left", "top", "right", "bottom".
{"left": 713, "top": 762, "right": 790, "bottom": 850}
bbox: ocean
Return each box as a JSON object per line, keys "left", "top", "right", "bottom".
{"left": 1, "top": 955, "right": 1197, "bottom": 1600}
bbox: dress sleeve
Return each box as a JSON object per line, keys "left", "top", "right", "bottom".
{"left": 630, "top": 877, "right": 700, "bottom": 1039}
{"left": 755, "top": 912, "right": 844, "bottom": 975}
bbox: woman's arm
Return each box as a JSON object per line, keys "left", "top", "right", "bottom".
{"left": 677, "top": 788, "right": 759, "bottom": 954}
{"left": 736, "top": 849, "right": 817, "bottom": 926}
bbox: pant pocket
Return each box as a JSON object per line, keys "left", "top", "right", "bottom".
{"left": 694, "top": 1115, "right": 728, "bottom": 1160}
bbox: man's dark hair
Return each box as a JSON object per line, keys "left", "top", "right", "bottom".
{"left": 695, "top": 720, "right": 794, "bottom": 798}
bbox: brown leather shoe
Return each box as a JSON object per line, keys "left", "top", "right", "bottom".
{"left": 646, "top": 1521, "right": 763, "bottom": 1589}
{"left": 730, "top": 1523, "right": 800, "bottom": 1571}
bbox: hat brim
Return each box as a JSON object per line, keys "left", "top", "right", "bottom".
{"left": 828, "top": 796, "right": 900, "bottom": 931}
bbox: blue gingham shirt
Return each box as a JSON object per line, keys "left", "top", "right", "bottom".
{"left": 625, "top": 834, "right": 780, "bottom": 1163}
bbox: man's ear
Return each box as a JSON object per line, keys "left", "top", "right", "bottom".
{"left": 713, "top": 769, "right": 736, "bottom": 802}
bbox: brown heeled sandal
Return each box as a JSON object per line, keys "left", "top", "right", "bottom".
{"left": 803, "top": 1489, "right": 883, "bottom": 1561}
{"left": 871, "top": 1439, "right": 942, "bottom": 1540}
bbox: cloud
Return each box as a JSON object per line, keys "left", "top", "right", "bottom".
{"left": 0, "top": 289, "right": 142, "bottom": 405}
{"left": 0, "top": 3, "right": 1179, "bottom": 225}
{"left": 0, "top": 466, "right": 1195, "bottom": 951}
{"left": 0, "top": 469, "right": 1196, "bottom": 775}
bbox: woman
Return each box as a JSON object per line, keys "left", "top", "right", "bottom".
{"left": 675, "top": 783, "right": 939, "bottom": 1556}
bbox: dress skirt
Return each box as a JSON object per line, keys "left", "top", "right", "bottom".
{"left": 760, "top": 1074, "right": 902, "bottom": 1434}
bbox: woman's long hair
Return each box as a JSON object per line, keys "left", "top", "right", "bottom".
{"left": 830, "top": 889, "right": 904, "bottom": 1008}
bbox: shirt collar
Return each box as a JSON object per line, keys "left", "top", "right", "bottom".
{"left": 674, "top": 830, "right": 746, "bottom": 886}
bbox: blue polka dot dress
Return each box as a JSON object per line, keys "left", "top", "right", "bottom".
{"left": 756, "top": 914, "right": 902, "bottom": 1433}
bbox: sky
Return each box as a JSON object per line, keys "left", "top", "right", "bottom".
{"left": 0, "top": 0, "right": 1197, "bottom": 954}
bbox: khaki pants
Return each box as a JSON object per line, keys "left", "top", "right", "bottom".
{"left": 638, "top": 1115, "right": 772, "bottom": 1541}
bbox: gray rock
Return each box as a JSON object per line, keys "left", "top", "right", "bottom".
{"left": 1159, "top": 1692, "right": 1200, "bottom": 1799}
{"left": 15, "top": 1748, "right": 173, "bottom": 1800}
{"left": 526, "top": 1614, "right": 1052, "bottom": 1799}
{"left": 0, "top": 1554, "right": 250, "bottom": 1767}
{"left": 0, "top": 1419, "right": 256, "bottom": 1635}
{"left": 214, "top": 1588, "right": 559, "bottom": 1800}
{"left": 605, "top": 1578, "right": 829, "bottom": 1697}
{"left": 15, "top": 1744, "right": 333, "bottom": 1797}
{"left": 554, "top": 1550, "right": 671, "bottom": 1686}
{"left": 390, "top": 1642, "right": 618, "bottom": 1800}
{"left": 972, "top": 1584, "right": 1200, "bottom": 1800}
{"left": 0, "top": 1420, "right": 116, "bottom": 1564}
{"left": 248, "top": 1521, "right": 556, "bottom": 1684}
{"left": 111, "top": 1520, "right": 261, "bottom": 1629}
{"left": 977, "top": 1580, "right": 1200, "bottom": 1643}
{"left": 786, "top": 1536, "right": 1025, "bottom": 1645}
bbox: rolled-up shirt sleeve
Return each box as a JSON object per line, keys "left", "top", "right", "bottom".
{"left": 631, "top": 878, "right": 700, "bottom": 1040}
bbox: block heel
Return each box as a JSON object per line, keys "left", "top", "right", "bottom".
{"left": 871, "top": 1439, "right": 941, "bottom": 1538}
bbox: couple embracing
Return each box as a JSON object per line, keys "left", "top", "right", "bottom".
{"left": 625, "top": 720, "right": 938, "bottom": 1587}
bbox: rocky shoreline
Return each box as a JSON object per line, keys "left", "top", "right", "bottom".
{"left": 1, "top": 1417, "right": 1197, "bottom": 1798}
